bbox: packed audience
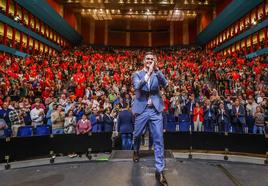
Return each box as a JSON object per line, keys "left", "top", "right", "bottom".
{"left": 0, "top": 46, "right": 267, "bottom": 139}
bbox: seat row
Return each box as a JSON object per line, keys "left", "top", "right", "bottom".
{"left": 4, "top": 125, "right": 52, "bottom": 137}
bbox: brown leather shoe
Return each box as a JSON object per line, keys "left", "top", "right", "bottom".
{"left": 133, "top": 150, "right": 139, "bottom": 163}
{"left": 155, "top": 171, "right": 168, "bottom": 186}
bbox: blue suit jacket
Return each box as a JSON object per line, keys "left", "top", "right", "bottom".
{"left": 117, "top": 109, "right": 134, "bottom": 133}
{"left": 203, "top": 105, "right": 216, "bottom": 121}
{"left": 231, "top": 105, "right": 246, "bottom": 124}
{"left": 132, "top": 70, "right": 168, "bottom": 114}
{"left": 216, "top": 109, "right": 231, "bottom": 124}
{"left": 186, "top": 101, "right": 195, "bottom": 115}
{"left": 103, "top": 114, "right": 114, "bottom": 132}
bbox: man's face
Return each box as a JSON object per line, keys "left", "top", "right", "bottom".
{"left": 35, "top": 103, "right": 40, "bottom": 109}
{"left": 235, "top": 99, "right": 240, "bottom": 106}
{"left": 2, "top": 102, "right": 8, "bottom": 109}
{"left": 14, "top": 102, "right": 19, "bottom": 109}
{"left": 57, "top": 106, "right": 62, "bottom": 112}
{"left": 144, "top": 54, "right": 154, "bottom": 69}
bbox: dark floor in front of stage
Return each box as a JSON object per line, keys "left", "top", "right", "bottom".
{"left": 1, "top": 158, "right": 268, "bottom": 186}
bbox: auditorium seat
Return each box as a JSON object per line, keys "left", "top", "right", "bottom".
{"left": 17, "top": 126, "right": 33, "bottom": 137}
{"left": 35, "top": 125, "right": 52, "bottom": 136}
{"left": 4, "top": 128, "right": 12, "bottom": 137}
{"left": 178, "top": 114, "right": 190, "bottom": 132}
{"left": 166, "top": 113, "right": 176, "bottom": 122}
{"left": 165, "top": 121, "right": 175, "bottom": 132}
{"left": 164, "top": 113, "right": 177, "bottom": 132}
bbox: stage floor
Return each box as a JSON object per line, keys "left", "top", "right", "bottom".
{"left": 1, "top": 152, "right": 268, "bottom": 186}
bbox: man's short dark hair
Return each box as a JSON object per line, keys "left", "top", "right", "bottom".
{"left": 144, "top": 51, "right": 154, "bottom": 57}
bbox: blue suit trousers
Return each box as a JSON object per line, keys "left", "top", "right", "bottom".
{"left": 133, "top": 107, "right": 165, "bottom": 172}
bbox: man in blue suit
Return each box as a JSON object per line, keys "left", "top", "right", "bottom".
{"left": 203, "top": 100, "right": 216, "bottom": 132}
{"left": 217, "top": 102, "right": 231, "bottom": 132}
{"left": 132, "top": 52, "right": 168, "bottom": 186}
{"left": 186, "top": 94, "right": 195, "bottom": 131}
{"left": 117, "top": 103, "right": 134, "bottom": 150}
{"left": 231, "top": 98, "right": 246, "bottom": 133}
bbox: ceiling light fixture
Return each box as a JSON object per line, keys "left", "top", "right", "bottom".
{"left": 159, "top": 0, "right": 169, "bottom": 4}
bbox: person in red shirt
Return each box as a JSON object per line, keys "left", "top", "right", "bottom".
{"left": 75, "top": 84, "right": 85, "bottom": 98}
{"left": 193, "top": 102, "right": 204, "bottom": 132}
{"left": 41, "top": 87, "right": 50, "bottom": 101}
{"left": 163, "top": 95, "right": 169, "bottom": 113}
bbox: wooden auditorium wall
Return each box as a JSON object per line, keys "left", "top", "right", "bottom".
{"left": 81, "top": 17, "right": 91, "bottom": 44}
{"left": 130, "top": 21, "right": 148, "bottom": 47}
{"left": 200, "top": 11, "right": 213, "bottom": 32}
{"left": 198, "top": 0, "right": 231, "bottom": 33}
{"left": 109, "top": 20, "right": 127, "bottom": 46}
{"left": 63, "top": 7, "right": 78, "bottom": 31}
{"left": 188, "top": 18, "right": 197, "bottom": 44}
{"left": 216, "top": 0, "right": 233, "bottom": 16}
{"left": 80, "top": 18, "right": 197, "bottom": 47}
{"left": 95, "top": 21, "right": 105, "bottom": 45}
{"left": 46, "top": 0, "right": 63, "bottom": 16}
{"left": 173, "top": 21, "right": 183, "bottom": 45}
{"left": 47, "top": 1, "right": 77, "bottom": 31}
{"left": 152, "top": 20, "right": 170, "bottom": 46}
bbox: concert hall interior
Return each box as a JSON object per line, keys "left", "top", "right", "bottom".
{"left": 0, "top": 0, "right": 268, "bottom": 186}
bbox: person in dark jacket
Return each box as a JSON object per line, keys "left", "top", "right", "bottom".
{"left": 103, "top": 108, "right": 114, "bottom": 132}
{"left": 186, "top": 94, "right": 196, "bottom": 131}
{"left": 89, "top": 110, "right": 103, "bottom": 133}
{"left": 117, "top": 104, "right": 134, "bottom": 150}
{"left": 231, "top": 98, "right": 246, "bottom": 133}
{"left": 0, "top": 102, "right": 12, "bottom": 126}
{"left": 216, "top": 102, "right": 231, "bottom": 132}
{"left": 203, "top": 100, "right": 216, "bottom": 132}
